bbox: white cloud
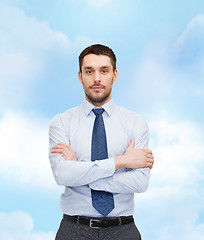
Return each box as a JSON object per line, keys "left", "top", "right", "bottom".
{"left": 134, "top": 119, "right": 204, "bottom": 240}
{"left": 177, "top": 14, "right": 204, "bottom": 46}
{"left": 150, "top": 120, "right": 204, "bottom": 185}
{"left": 175, "top": 14, "right": 204, "bottom": 73}
{"left": 0, "top": 211, "right": 55, "bottom": 240}
{"left": 0, "top": 110, "right": 58, "bottom": 191}
{"left": 128, "top": 14, "right": 204, "bottom": 114}
{"left": 127, "top": 44, "right": 176, "bottom": 113}
{"left": 0, "top": 2, "right": 70, "bottom": 52}
{"left": 0, "top": 2, "right": 70, "bottom": 108}
{"left": 134, "top": 46, "right": 173, "bottom": 94}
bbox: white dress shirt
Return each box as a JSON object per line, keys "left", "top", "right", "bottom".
{"left": 49, "top": 99, "right": 150, "bottom": 217}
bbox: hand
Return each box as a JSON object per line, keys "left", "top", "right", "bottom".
{"left": 115, "top": 139, "right": 154, "bottom": 170}
{"left": 51, "top": 142, "right": 77, "bottom": 161}
{"left": 124, "top": 138, "right": 154, "bottom": 169}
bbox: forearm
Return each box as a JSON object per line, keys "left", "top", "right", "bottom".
{"left": 49, "top": 150, "right": 115, "bottom": 187}
{"left": 50, "top": 139, "right": 152, "bottom": 188}
{"left": 89, "top": 167, "right": 150, "bottom": 194}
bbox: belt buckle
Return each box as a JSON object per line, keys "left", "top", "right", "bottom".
{"left": 90, "top": 219, "right": 100, "bottom": 228}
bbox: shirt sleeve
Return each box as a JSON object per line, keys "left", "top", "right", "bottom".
{"left": 89, "top": 115, "right": 151, "bottom": 194}
{"left": 49, "top": 114, "right": 115, "bottom": 187}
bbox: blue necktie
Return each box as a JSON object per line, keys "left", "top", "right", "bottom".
{"left": 91, "top": 108, "right": 114, "bottom": 216}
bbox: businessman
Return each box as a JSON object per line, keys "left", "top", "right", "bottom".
{"left": 49, "top": 44, "right": 154, "bottom": 239}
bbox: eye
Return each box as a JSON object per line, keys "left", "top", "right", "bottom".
{"left": 86, "top": 70, "right": 93, "bottom": 74}
{"left": 101, "top": 70, "right": 108, "bottom": 74}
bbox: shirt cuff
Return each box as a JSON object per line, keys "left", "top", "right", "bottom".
{"left": 94, "top": 157, "right": 115, "bottom": 179}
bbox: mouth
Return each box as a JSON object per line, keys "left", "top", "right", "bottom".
{"left": 91, "top": 85, "right": 104, "bottom": 91}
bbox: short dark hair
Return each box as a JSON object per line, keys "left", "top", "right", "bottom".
{"left": 79, "top": 44, "right": 116, "bottom": 72}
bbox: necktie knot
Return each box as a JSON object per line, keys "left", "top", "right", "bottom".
{"left": 92, "top": 108, "right": 104, "bottom": 116}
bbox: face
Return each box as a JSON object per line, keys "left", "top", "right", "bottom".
{"left": 78, "top": 54, "right": 117, "bottom": 107}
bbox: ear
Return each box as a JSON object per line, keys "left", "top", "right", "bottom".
{"left": 78, "top": 71, "right": 83, "bottom": 84}
{"left": 113, "top": 69, "right": 118, "bottom": 84}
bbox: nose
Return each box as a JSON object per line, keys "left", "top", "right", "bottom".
{"left": 94, "top": 70, "right": 101, "bottom": 83}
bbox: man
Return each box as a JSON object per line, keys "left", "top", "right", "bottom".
{"left": 49, "top": 44, "right": 154, "bottom": 240}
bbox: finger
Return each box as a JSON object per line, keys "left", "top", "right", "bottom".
{"left": 147, "top": 161, "right": 154, "bottom": 165}
{"left": 145, "top": 153, "right": 154, "bottom": 159}
{"left": 146, "top": 157, "right": 154, "bottom": 162}
{"left": 52, "top": 145, "right": 58, "bottom": 149}
{"left": 51, "top": 144, "right": 76, "bottom": 160}
{"left": 146, "top": 162, "right": 153, "bottom": 169}
{"left": 146, "top": 158, "right": 154, "bottom": 165}
{"left": 51, "top": 149, "right": 67, "bottom": 154}
{"left": 60, "top": 144, "right": 74, "bottom": 156}
{"left": 66, "top": 144, "right": 72, "bottom": 151}
{"left": 52, "top": 144, "right": 71, "bottom": 151}
{"left": 57, "top": 153, "right": 68, "bottom": 160}
{"left": 144, "top": 149, "right": 153, "bottom": 154}
{"left": 52, "top": 145, "right": 66, "bottom": 150}
{"left": 127, "top": 138, "right": 135, "bottom": 150}
{"left": 52, "top": 144, "right": 66, "bottom": 149}
{"left": 57, "top": 142, "right": 72, "bottom": 152}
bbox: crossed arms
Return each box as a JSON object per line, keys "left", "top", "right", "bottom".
{"left": 51, "top": 140, "right": 154, "bottom": 171}
{"left": 49, "top": 114, "right": 154, "bottom": 194}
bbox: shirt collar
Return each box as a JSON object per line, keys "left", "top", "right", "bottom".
{"left": 81, "top": 98, "right": 115, "bottom": 117}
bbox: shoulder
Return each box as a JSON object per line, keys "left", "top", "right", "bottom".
{"left": 113, "top": 104, "right": 149, "bottom": 134}
{"left": 49, "top": 105, "right": 81, "bottom": 127}
{"left": 115, "top": 104, "right": 147, "bottom": 123}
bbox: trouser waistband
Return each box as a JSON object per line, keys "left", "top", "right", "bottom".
{"left": 63, "top": 214, "right": 134, "bottom": 228}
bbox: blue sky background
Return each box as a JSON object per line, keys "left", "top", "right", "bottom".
{"left": 0, "top": 0, "right": 204, "bottom": 239}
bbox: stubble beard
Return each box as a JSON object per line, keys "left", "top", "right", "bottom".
{"left": 82, "top": 75, "right": 114, "bottom": 105}
{"left": 85, "top": 87, "right": 112, "bottom": 104}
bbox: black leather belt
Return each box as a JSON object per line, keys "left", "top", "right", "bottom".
{"left": 63, "top": 214, "right": 134, "bottom": 228}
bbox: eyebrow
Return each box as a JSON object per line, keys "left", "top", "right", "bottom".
{"left": 83, "top": 66, "right": 110, "bottom": 70}
{"left": 83, "top": 66, "right": 93, "bottom": 70}
{"left": 100, "top": 66, "right": 110, "bottom": 69}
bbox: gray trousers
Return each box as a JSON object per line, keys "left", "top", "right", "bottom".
{"left": 55, "top": 218, "right": 142, "bottom": 240}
